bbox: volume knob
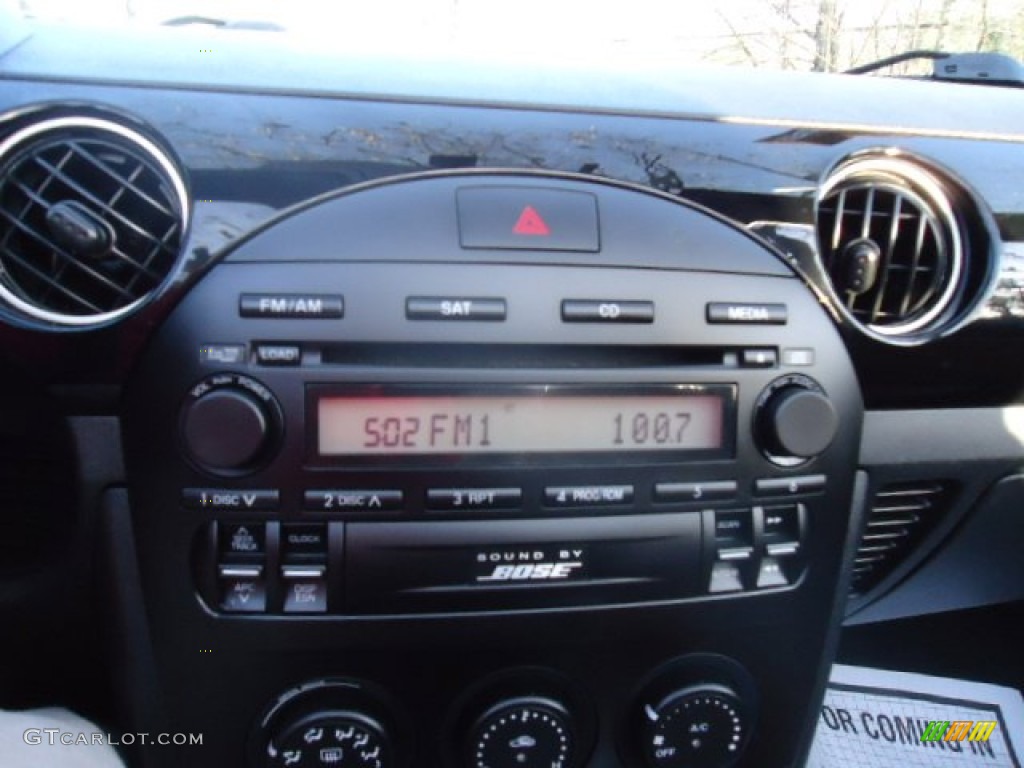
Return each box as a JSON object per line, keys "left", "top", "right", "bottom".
{"left": 181, "top": 374, "right": 280, "bottom": 474}
{"left": 756, "top": 377, "right": 838, "bottom": 464}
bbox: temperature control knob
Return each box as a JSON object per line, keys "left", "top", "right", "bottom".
{"left": 269, "top": 712, "right": 389, "bottom": 768}
{"left": 755, "top": 375, "right": 838, "bottom": 464}
{"left": 467, "top": 697, "right": 575, "bottom": 768}
{"left": 180, "top": 373, "right": 281, "bottom": 474}
{"left": 642, "top": 685, "right": 748, "bottom": 768}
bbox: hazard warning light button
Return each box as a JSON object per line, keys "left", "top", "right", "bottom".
{"left": 456, "top": 186, "right": 600, "bottom": 252}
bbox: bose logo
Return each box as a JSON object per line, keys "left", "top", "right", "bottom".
{"left": 477, "top": 562, "right": 584, "bottom": 582}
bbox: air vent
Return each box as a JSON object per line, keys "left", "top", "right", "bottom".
{"left": 816, "top": 156, "right": 965, "bottom": 342}
{"left": 0, "top": 116, "right": 188, "bottom": 326}
{"left": 851, "top": 480, "right": 954, "bottom": 596}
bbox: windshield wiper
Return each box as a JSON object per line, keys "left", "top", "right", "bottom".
{"left": 847, "top": 50, "right": 1024, "bottom": 88}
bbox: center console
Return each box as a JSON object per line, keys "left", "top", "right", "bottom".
{"left": 122, "top": 172, "right": 864, "bottom": 767}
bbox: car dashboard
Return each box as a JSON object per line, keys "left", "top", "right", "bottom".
{"left": 0, "top": 16, "right": 1022, "bottom": 768}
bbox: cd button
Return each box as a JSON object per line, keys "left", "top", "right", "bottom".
{"left": 427, "top": 488, "right": 522, "bottom": 511}
{"left": 544, "top": 485, "right": 634, "bottom": 507}
{"left": 561, "top": 300, "right": 654, "bottom": 324}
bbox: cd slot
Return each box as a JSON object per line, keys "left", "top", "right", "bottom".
{"left": 318, "top": 343, "right": 738, "bottom": 369}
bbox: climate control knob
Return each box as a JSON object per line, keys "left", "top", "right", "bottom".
{"left": 467, "top": 697, "right": 575, "bottom": 768}
{"left": 268, "top": 712, "right": 389, "bottom": 768}
{"left": 755, "top": 375, "right": 838, "bottom": 464}
{"left": 180, "top": 373, "right": 281, "bottom": 474}
{"left": 642, "top": 685, "right": 748, "bottom": 768}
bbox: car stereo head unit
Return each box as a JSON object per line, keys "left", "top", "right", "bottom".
{"left": 310, "top": 384, "right": 735, "bottom": 465}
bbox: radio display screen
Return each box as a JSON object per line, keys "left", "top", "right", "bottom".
{"left": 315, "top": 386, "right": 731, "bottom": 458}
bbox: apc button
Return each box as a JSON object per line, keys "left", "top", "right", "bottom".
{"left": 218, "top": 565, "right": 266, "bottom": 613}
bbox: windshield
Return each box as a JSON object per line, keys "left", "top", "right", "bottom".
{"left": 5, "top": 0, "right": 1023, "bottom": 73}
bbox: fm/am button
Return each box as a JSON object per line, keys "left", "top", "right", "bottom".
{"left": 239, "top": 293, "right": 343, "bottom": 319}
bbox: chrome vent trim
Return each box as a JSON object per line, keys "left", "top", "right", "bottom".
{"left": 816, "top": 156, "right": 965, "bottom": 343}
{"left": 0, "top": 116, "right": 188, "bottom": 326}
{"left": 850, "top": 480, "right": 953, "bottom": 597}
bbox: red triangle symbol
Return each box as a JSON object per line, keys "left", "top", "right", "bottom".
{"left": 512, "top": 205, "right": 551, "bottom": 236}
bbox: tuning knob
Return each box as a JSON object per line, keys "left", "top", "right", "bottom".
{"left": 180, "top": 373, "right": 281, "bottom": 474}
{"left": 755, "top": 375, "right": 838, "bottom": 464}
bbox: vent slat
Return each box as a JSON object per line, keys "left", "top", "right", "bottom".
{"left": 0, "top": 117, "right": 185, "bottom": 323}
{"left": 30, "top": 155, "right": 173, "bottom": 252}
{"left": 69, "top": 140, "right": 177, "bottom": 219}
{"left": 817, "top": 161, "right": 961, "bottom": 338}
{"left": 0, "top": 205, "right": 138, "bottom": 302}
{"left": 850, "top": 480, "right": 954, "bottom": 596}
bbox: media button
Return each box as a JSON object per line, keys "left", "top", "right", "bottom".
{"left": 427, "top": 488, "right": 522, "bottom": 511}
{"left": 304, "top": 490, "right": 403, "bottom": 512}
{"left": 707, "top": 302, "right": 787, "bottom": 325}
{"left": 544, "top": 485, "right": 634, "bottom": 508}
